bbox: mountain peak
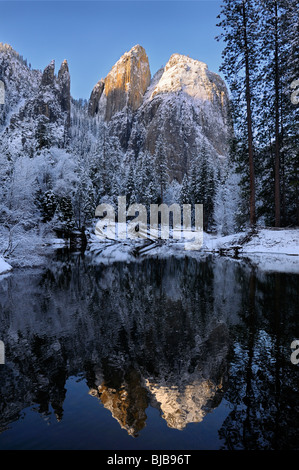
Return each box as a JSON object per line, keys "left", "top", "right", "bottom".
{"left": 41, "top": 60, "right": 55, "bottom": 86}
{"left": 151, "top": 53, "right": 226, "bottom": 103}
{"left": 88, "top": 44, "right": 151, "bottom": 120}
{"left": 104, "top": 44, "right": 151, "bottom": 119}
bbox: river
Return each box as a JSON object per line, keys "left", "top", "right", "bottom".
{"left": 0, "top": 250, "right": 298, "bottom": 450}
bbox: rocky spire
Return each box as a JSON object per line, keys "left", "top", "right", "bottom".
{"left": 88, "top": 79, "right": 105, "bottom": 117}
{"left": 58, "top": 59, "right": 71, "bottom": 118}
{"left": 41, "top": 60, "right": 55, "bottom": 87}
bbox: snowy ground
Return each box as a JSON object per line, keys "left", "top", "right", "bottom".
{"left": 203, "top": 228, "right": 299, "bottom": 274}
{"left": 0, "top": 227, "right": 68, "bottom": 274}
{"left": 203, "top": 228, "right": 299, "bottom": 256}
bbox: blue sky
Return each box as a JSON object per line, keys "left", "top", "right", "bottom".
{"left": 0, "top": 0, "right": 224, "bottom": 99}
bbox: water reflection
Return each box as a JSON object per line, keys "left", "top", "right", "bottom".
{"left": 0, "top": 252, "right": 298, "bottom": 449}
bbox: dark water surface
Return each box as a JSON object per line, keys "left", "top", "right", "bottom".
{"left": 0, "top": 251, "right": 298, "bottom": 450}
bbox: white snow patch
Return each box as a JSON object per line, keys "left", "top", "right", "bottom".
{"left": 203, "top": 228, "right": 299, "bottom": 273}
{"left": 0, "top": 257, "right": 12, "bottom": 275}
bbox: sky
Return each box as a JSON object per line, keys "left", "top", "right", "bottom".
{"left": 0, "top": 0, "right": 224, "bottom": 100}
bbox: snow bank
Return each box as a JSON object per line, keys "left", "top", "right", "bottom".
{"left": 203, "top": 228, "right": 299, "bottom": 256}
{"left": 88, "top": 227, "right": 299, "bottom": 274}
{"left": 0, "top": 257, "right": 12, "bottom": 275}
{"left": 203, "top": 228, "right": 299, "bottom": 274}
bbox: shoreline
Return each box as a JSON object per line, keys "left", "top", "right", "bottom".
{"left": 1, "top": 227, "right": 299, "bottom": 275}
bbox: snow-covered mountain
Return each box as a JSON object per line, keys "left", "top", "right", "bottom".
{"left": 0, "top": 43, "right": 71, "bottom": 152}
{"left": 89, "top": 45, "right": 232, "bottom": 182}
{"left": 0, "top": 42, "right": 239, "bottom": 261}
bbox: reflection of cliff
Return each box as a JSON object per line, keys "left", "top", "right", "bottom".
{"left": 146, "top": 380, "right": 218, "bottom": 430}
{"left": 89, "top": 369, "right": 147, "bottom": 437}
{"left": 86, "top": 322, "right": 229, "bottom": 434}
{"left": 144, "top": 322, "right": 229, "bottom": 430}
{"left": 0, "top": 255, "right": 231, "bottom": 435}
{"left": 0, "top": 254, "right": 298, "bottom": 447}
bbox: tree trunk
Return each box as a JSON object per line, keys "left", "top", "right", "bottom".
{"left": 242, "top": 1, "right": 256, "bottom": 226}
{"left": 274, "top": 0, "right": 281, "bottom": 226}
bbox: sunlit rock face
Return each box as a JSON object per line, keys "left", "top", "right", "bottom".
{"left": 104, "top": 44, "right": 151, "bottom": 120}
{"left": 145, "top": 379, "right": 221, "bottom": 430}
{"left": 151, "top": 53, "right": 228, "bottom": 107}
{"left": 88, "top": 44, "right": 151, "bottom": 120}
{"left": 128, "top": 53, "right": 231, "bottom": 182}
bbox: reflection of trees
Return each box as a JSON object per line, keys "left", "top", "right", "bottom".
{"left": 219, "top": 269, "right": 299, "bottom": 450}
{"left": 0, "top": 253, "right": 298, "bottom": 447}
{"left": 0, "top": 254, "right": 229, "bottom": 435}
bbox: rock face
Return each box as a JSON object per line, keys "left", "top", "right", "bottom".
{"left": 128, "top": 53, "right": 231, "bottom": 181}
{"left": 88, "top": 78, "right": 105, "bottom": 116}
{"left": 88, "top": 46, "right": 231, "bottom": 182}
{"left": 58, "top": 59, "right": 71, "bottom": 117}
{"left": 36, "top": 59, "right": 71, "bottom": 125}
{"left": 88, "top": 44, "right": 151, "bottom": 120}
{"left": 0, "top": 45, "right": 71, "bottom": 152}
{"left": 104, "top": 44, "right": 151, "bottom": 120}
{"left": 41, "top": 59, "right": 55, "bottom": 87}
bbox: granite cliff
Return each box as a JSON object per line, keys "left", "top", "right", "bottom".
{"left": 88, "top": 44, "right": 231, "bottom": 182}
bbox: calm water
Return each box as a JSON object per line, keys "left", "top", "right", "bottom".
{"left": 0, "top": 251, "right": 298, "bottom": 450}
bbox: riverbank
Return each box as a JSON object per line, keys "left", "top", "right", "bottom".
{"left": 87, "top": 227, "right": 299, "bottom": 273}
{"left": 1, "top": 226, "right": 299, "bottom": 275}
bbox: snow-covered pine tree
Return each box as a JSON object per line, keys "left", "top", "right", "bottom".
{"left": 35, "top": 188, "right": 57, "bottom": 222}
{"left": 125, "top": 162, "right": 137, "bottom": 206}
{"left": 55, "top": 195, "right": 75, "bottom": 235}
{"left": 180, "top": 174, "right": 191, "bottom": 205}
{"left": 154, "top": 136, "right": 169, "bottom": 204}
{"left": 217, "top": 0, "right": 260, "bottom": 227}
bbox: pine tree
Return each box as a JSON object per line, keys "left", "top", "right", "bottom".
{"left": 154, "top": 137, "right": 169, "bottom": 204}
{"left": 73, "top": 169, "right": 95, "bottom": 229}
{"left": 126, "top": 162, "right": 137, "bottom": 206}
{"left": 256, "top": 0, "right": 289, "bottom": 226}
{"left": 283, "top": 0, "right": 299, "bottom": 225}
{"left": 187, "top": 147, "right": 216, "bottom": 231}
{"left": 217, "top": 0, "right": 260, "bottom": 227}
{"left": 180, "top": 174, "right": 191, "bottom": 205}
{"left": 35, "top": 189, "right": 57, "bottom": 222}
{"left": 55, "top": 195, "right": 74, "bottom": 234}
{"left": 254, "top": 0, "right": 298, "bottom": 226}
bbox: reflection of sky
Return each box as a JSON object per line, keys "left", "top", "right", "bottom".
{"left": 0, "top": 1, "right": 224, "bottom": 100}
